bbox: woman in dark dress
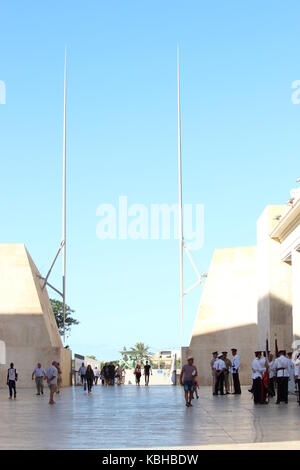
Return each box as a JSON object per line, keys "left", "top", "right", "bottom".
{"left": 86, "top": 365, "right": 95, "bottom": 393}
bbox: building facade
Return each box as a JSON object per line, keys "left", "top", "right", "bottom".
{"left": 185, "top": 188, "right": 300, "bottom": 385}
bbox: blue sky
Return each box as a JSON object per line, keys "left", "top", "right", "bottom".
{"left": 0, "top": 1, "right": 300, "bottom": 359}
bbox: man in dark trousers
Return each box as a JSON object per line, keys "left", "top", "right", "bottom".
{"left": 7, "top": 362, "right": 18, "bottom": 399}
{"left": 231, "top": 348, "right": 241, "bottom": 394}
{"left": 251, "top": 351, "right": 267, "bottom": 404}
{"left": 274, "top": 350, "right": 289, "bottom": 404}
{"left": 213, "top": 353, "right": 226, "bottom": 396}
{"left": 144, "top": 361, "right": 152, "bottom": 386}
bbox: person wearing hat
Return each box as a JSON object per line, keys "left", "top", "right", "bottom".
{"left": 274, "top": 350, "right": 289, "bottom": 404}
{"left": 231, "top": 348, "right": 241, "bottom": 394}
{"left": 251, "top": 351, "right": 267, "bottom": 404}
{"left": 222, "top": 352, "right": 232, "bottom": 394}
{"left": 213, "top": 353, "right": 226, "bottom": 396}
{"left": 180, "top": 355, "right": 198, "bottom": 407}
{"left": 210, "top": 352, "right": 218, "bottom": 395}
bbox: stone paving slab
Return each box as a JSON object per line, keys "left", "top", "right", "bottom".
{"left": 0, "top": 385, "right": 299, "bottom": 449}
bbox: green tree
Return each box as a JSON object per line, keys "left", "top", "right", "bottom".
{"left": 50, "top": 299, "right": 79, "bottom": 337}
{"left": 130, "top": 342, "right": 150, "bottom": 362}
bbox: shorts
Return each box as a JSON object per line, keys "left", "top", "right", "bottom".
{"left": 49, "top": 384, "right": 57, "bottom": 393}
{"left": 183, "top": 380, "right": 194, "bottom": 392}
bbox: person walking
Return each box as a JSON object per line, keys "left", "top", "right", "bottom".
{"left": 274, "top": 350, "right": 289, "bottom": 404}
{"left": 46, "top": 361, "right": 58, "bottom": 405}
{"left": 134, "top": 364, "right": 142, "bottom": 386}
{"left": 103, "top": 362, "right": 110, "bottom": 386}
{"left": 210, "top": 352, "right": 218, "bottom": 396}
{"left": 115, "top": 364, "right": 122, "bottom": 385}
{"left": 180, "top": 355, "right": 198, "bottom": 407}
{"left": 108, "top": 362, "right": 116, "bottom": 386}
{"left": 231, "top": 348, "right": 241, "bottom": 394}
{"left": 144, "top": 361, "right": 152, "bottom": 386}
{"left": 7, "top": 363, "right": 18, "bottom": 399}
{"left": 79, "top": 362, "right": 87, "bottom": 385}
{"left": 32, "top": 362, "right": 45, "bottom": 396}
{"left": 213, "top": 354, "right": 226, "bottom": 396}
{"left": 94, "top": 367, "right": 99, "bottom": 385}
{"left": 85, "top": 365, "right": 95, "bottom": 393}
{"left": 100, "top": 365, "right": 105, "bottom": 385}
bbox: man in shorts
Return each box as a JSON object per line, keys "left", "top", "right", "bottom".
{"left": 46, "top": 361, "right": 58, "bottom": 405}
{"left": 180, "top": 356, "right": 198, "bottom": 407}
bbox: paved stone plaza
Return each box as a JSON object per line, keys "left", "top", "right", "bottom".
{"left": 0, "top": 385, "right": 300, "bottom": 449}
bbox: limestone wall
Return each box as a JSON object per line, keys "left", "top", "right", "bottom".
{"left": 187, "top": 246, "right": 258, "bottom": 386}
{"left": 257, "top": 206, "right": 293, "bottom": 353}
{"left": 0, "top": 244, "right": 72, "bottom": 388}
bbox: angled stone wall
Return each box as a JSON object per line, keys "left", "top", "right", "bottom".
{"left": 0, "top": 244, "right": 71, "bottom": 388}
{"left": 187, "top": 246, "right": 258, "bottom": 385}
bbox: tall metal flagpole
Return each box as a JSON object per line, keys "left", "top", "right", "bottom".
{"left": 177, "top": 46, "right": 184, "bottom": 338}
{"left": 62, "top": 48, "right": 67, "bottom": 342}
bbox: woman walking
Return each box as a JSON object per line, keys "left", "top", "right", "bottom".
{"left": 134, "top": 364, "right": 142, "bottom": 386}
{"left": 86, "top": 365, "right": 95, "bottom": 393}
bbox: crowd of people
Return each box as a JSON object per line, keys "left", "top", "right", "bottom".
{"left": 249, "top": 349, "right": 300, "bottom": 405}
{"left": 78, "top": 360, "right": 153, "bottom": 392}
{"left": 179, "top": 348, "right": 300, "bottom": 407}
{"left": 7, "top": 349, "right": 300, "bottom": 408}
{"left": 7, "top": 360, "right": 63, "bottom": 404}
{"left": 5, "top": 359, "right": 154, "bottom": 403}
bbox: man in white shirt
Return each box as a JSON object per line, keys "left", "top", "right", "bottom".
{"left": 231, "top": 348, "right": 241, "bottom": 394}
{"left": 210, "top": 352, "right": 218, "bottom": 395}
{"left": 251, "top": 351, "right": 267, "bottom": 404}
{"left": 32, "top": 362, "right": 46, "bottom": 396}
{"left": 274, "top": 350, "right": 289, "bottom": 404}
{"left": 46, "top": 361, "right": 58, "bottom": 405}
{"left": 94, "top": 367, "right": 99, "bottom": 385}
{"left": 79, "top": 363, "right": 87, "bottom": 385}
{"left": 213, "top": 353, "right": 226, "bottom": 396}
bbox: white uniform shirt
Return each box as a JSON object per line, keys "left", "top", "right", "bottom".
{"left": 294, "top": 359, "right": 300, "bottom": 378}
{"left": 274, "top": 355, "right": 289, "bottom": 378}
{"left": 46, "top": 365, "right": 58, "bottom": 385}
{"left": 33, "top": 367, "right": 45, "bottom": 378}
{"left": 94, "top": 368, "right": 99, "bottom": 377}
{"left": 214, "top": 359, "right": 226, "bottom": 372}
{"left": 269, "top": 360, "right": 276, "bottom": 379}
{"left": 252, "top": 358, "right": 266, "bottom": 379}
{"left": 287, "top": 358, "right": 294, "bottom": 379}
{"left": 231, "top": 355, "right": 240, "bottom": 373}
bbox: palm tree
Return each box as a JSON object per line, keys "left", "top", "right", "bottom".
{"left": 130, "top": 342, "right": 150, "bottom": 362}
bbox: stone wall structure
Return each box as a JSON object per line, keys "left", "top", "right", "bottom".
{"left": 187, "top": 200, "right": 298, "bottom": 386}
{"left": 0, "top": 244, "right": 72, "bottom": 388}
